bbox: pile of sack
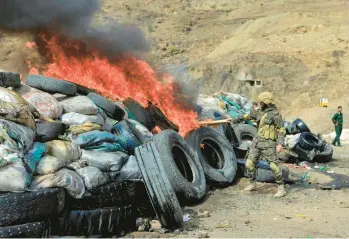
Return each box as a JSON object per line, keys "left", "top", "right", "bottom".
{"left": 0, "top": 74, "right": 149, "bottom": 197}
{"left": 196, "top": 92, "right": 252, "bottom": 121}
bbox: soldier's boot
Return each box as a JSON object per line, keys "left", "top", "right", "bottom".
{"left": 243, "top": 180, "right": 256, "bottom": 191}
{"left": 274, "top": 184, "right": 287, "bottom": 198}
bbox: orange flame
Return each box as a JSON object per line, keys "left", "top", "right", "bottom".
{"left": 30, "top": 34, "right": 199, "bottom": 136}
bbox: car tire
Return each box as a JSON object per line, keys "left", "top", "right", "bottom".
{"left": 293, "top": 144, "right": 312, "bottom": 161}
{"left": 299, "top": 132, "right": 323, "bottom": 151}
{"left": 147, "top": 103, "right": 179, "bottom": 131}
{"left": 233, "top": 124, "right": 257, "bottom": 150}
{"left": 27, "top": 75, "right": 77, "bottom": 96}
{"left": 0, "top": 221, "right": 50, "bottom": 238}
{"left": 123, "top": 99, "right": 156, "bottom": 131}
{"left": 153, "top": 130, "right": 206, "bottom": 202}
{"left": 135, "top": 142, "right": 183, "bottom": 229}
{"left": 293, "top": 118, "right": 310, "bottom": 133}
{"left": 313, "top": 143, "right": 333, "bottom": 163}
{"left": 215, "top": 123, "right": 239, "bottom": 147}
{"left": 65, "top": 181, "right": 137, "bottom": 210}
{"left": 0, "top": 70, "right": 21, "bottom": 88}
{"left": 187, "top": 127, "right": 237, "bottom": 185}
{"left": 61, "top": 205, "right": 135, "bottom": 237}
{"left": 87, "top": 93, "right": 125, "bottom": 121}
{"left": 76, "top": 84, "right": 95, "bottom": 95}
{"left": 0, "top": 188, "right": 65, "bottom": 226}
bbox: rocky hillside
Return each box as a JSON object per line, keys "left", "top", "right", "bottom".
{"left": 1, "top": 0, "right": 349, "bottom": 128}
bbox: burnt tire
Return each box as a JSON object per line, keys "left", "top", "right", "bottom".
{"left": 123, "top": 99, "right": 156, "bottom": 131}
{"left": 0, "top": 188, "right": 65, "bottom": 226}
{"left": 187, "top": 127, "right": 237, "bottom": 185}
{"left": 0, "top": 70, "right": 21, "bottom": 88}
{"left": 27, "top": 75, "right": 77, "bottom": 96}
{"left": 153, "top": 130, "right": 206, "bottom": 202}
{"left": 293, "top": 144, "right": 312, "bottom": 161}
{"left": 36, "top": 120, "right": 66, "bottom": 142}
{"left": 0, "top": 221, "right": 50, "bottom": 238}
{"left": 76, "top": 84, "right": 95, "bottom": 95}
{"left": 299, "top": 132, "right": 323, "bottom": 151}
{"left": 65, "top": 181, "right": 137, "bottom": 210}
{"left": 293, "top": 118, "right": 310, "bottom": 133}
{"left": 87, "top": 93, "right": 125, "bottom": 121}
{"left": 61, "top": 205, "right": 135, "bottom": 237}
{"left": 135, "top": 142, "right": 183, "bottom": 229}
{"left": 147, "top": 104, "right": 179, "bottom": 131}
{"left": 112, "top": 120, "right": 150, "bottom": 154}
{"left": 215, "top": 123, "right": 239, "bottom": 147}
{"left": 233, "top": 124, "right": 257, "bottom": 150}
{"left": 313, "top": 143, "right": 333, "bottom": 163}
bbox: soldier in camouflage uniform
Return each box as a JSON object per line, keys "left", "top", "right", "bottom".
{"left": 243, "top": 92, "right": 287, "bottom": 198}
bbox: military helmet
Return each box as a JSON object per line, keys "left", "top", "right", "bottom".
{"left": 257, "top": 92, "right": 274, "bottom": 104}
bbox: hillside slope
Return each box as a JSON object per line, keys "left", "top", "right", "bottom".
{"left": 0, "top": 0, "right": 348, "bottom": 130}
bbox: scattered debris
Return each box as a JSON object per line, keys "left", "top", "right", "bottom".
{"left": 198, "top": 231, "right": 209, "bottom": 238}
{"left": 183, "top": 213, "right": 191, "bottom": 222}
{"left": 136, "top": 218, "right": 151, "bottom": 232}
{"left": 216, "top": 220, "right": 231, "bottom": 229}
{"left": 299, "top": 161, "right": 314, "bottom": 171}
{"left": 198, "top": 210, "right": 211, "bottom": 218}
{"left": 149, "top": 220, "right": 162, "bottom": 232}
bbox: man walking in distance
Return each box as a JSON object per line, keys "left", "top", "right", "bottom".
{"left": 332, "top": 106, "right": 343, "bottom": 147}
{"left": 243, "top": 92, "right": 287, "bottom": 198}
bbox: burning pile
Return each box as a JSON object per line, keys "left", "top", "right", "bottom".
{"left": 27, "top": 34, "right": 199, "bottom": 135}
{"left": 1, "top": 0, "right": 199, "bottom": 136}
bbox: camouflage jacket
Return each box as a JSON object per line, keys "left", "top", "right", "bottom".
{"left": 250, "top": 105, "right": 286, "bottom": 145}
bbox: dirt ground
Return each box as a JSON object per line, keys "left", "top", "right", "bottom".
{"left": 1, "top": 0, "right": 349, "bottom": 237}
{"left": 128, "top": 144, "right": 349, "bottom": 238}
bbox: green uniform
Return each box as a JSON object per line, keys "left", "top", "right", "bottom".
{"left": 245, "top": 105, "right": 286, "bottom": 184}
{"left": 332, "top": 112, "right": 343, "bottom": 146}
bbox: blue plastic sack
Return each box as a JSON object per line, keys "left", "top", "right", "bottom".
{"left": 84, "top": 142, "right": 126, "bottom": 153}
{"left": 111, "top": 120, "right": 143, "bottom": 154}
{"left": 24, "top": 142, "right": 47, "bottom": 186}
{"left": 237, "top": 159, "right": 271, "bottom": 170}
{"left": 73, "top": 130, "right": 127, "bottom": 150}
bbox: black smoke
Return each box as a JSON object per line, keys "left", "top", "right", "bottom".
{"left": 0, "top": 0, "right": 148, "bottom": 57}
{"left": 162, "top": 63, "right": 200, "bottom": 109}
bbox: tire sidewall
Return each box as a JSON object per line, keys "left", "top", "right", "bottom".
{"left": 154, "top": 130, "right": 206, "bottom": 200}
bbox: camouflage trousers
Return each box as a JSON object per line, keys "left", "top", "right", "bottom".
{"left": 245, "top": 138, "right": 284, "bottom": 185}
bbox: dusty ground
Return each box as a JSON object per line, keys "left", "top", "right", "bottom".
{"left": 129, "top": 145, "right": 349, "bottom": 238}
{"left": 1, "top": 0, "right": 349, "bottom": 237}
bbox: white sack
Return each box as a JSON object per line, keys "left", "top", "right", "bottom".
{"left": 60, "top": 96, "right": 98, "bottom": 115}
{"left": 76, "top": 166, "right": 109, "bottom": 191}
{"left": 81, "top": 150, "right": 127, "bottom": 172}
{"left": 30, "top": 168, "right": 85, "bottom": 198}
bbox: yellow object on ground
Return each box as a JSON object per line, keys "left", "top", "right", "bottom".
{"left": 319, "top": 98, "right": 328, "bottom": 107}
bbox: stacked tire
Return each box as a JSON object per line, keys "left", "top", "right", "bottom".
{"left": 0, "top": 188, "right": 65, "bottom": 238}
{"left": 294, "top": 132, "right": 333, "bottom": 162}
{"left": 52, "top": 181, "right": 138, "bottom": 237}
{"left": 187, "top": 127, "right": 237, "bottom": 186}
